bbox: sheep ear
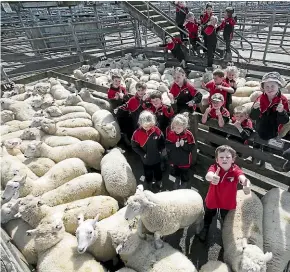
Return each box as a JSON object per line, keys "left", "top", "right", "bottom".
{"left": 92, "top": 214, "right": 100, "bottom": 227}
{"left": 242, "top": 237, "right": 248, "bottom": 249}
{"left": 264, "top": 252, "right": 273, "bottom": 262}
{"left": 115, "top": 243, "right": 123, "bottom": 254}
{"left": 26, "top": 229, "right": 37, "bottom": 236}
{"left": 136, "top": 184, "right": 144, "bottom": 193}
{"left": 77, "top": 214, "right": 84, "bottom": 225}
{"left": 13, "top": 189, "right": 20, "bottom": 200}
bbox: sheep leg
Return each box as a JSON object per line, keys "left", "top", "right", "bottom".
{"left": 137, "top": 219, "right": 146, "bottom": 240}
{"left": 154, "top": 232, "right": 164, "bottom": 249}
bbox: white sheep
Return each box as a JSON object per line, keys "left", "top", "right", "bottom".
{"left": 7, "top": 100, "right": 36, "bottom": 121}
{"left": 41, "top": 173, "right": 108, "bottom": 206}
{"left": 17, "top": 158, "right": 87, "bottom": 197}
{"left": 26, "top": 213, "right": 106, "bottom": 272}
{"left": 188, "top": 71, "right": 201, "bottom": 79}
{"left": 146, "top": 80, "right": 160, "bottom": 90}
{"left": 64, "top": 93, "right": 82, "bottom": 106}
{"left": 1, "top": 120, "right": 31, "bottom": 136}
{"left": 236, "top": 78, "right": 246, "bottom": 88}
{"left": 233, "top": 86, "right": 261, "bottom": 97}
{"left": 59, "top": 105, "right": 86, "bottom": 114}
{"left": 1, "top": 110, "right": 15, "bottom": 124}
{"left": 4, "top": 218, "right": 38, "bottom": 265}
{"left": 1, "top": 129, "right": 30, "bottom": 143}
{"left": 1, "top": 194, "right": 19, "bottom": 224}
{"left": 45, "top": 105, "right": 63, "bottom": 117}
{"left": 3, "top": 138, "right": 25, "bottom": 161}
{"left": 77, "top": 101, "right": 100, "bottom": 116}
{"left": 49, "top": 78, "right": 71, "bottom": 100}
{"left": 79, "top": 88, "right": 111, "bottom": 110}
{"left": 20, "top": 127, "right": 45, "bottom": 141}
{"left": 125, "top": 186, "right": 204, "bottom": 249}
{"left": 41, "top": 93, "right": 54, "bottom": 109}
{"left": 24, "top": 157, "right": 56, "bottom": 177}
{"left": 231, "top": 96, "right": 251, "bottom": 109}
{"left": 14, "top": 84, "right": 26, "bottom": 94}
{"left": 42, "top": 135, "right": 80, "bottom": 147}
{"left": 140, "top": 75, "right": 150, "bottom": 82}
{"left": 250, "top": 91, "right": 263, "bottom": 102}
{"left": 53, "top": 111, "right": 91, "bottom": 122}
{"left": 199, "top": 261, "right": 231, "bottom": 272}
{"left": 1, "top": 177, "right": 21, "bottom": 204}
{"left": 34, "top": 82, "right": 50, "bottom": 94}
{"left": 262, "top": 188, "right": 290, "bottom": 272}
{"left": 9, "top": 91, "right": 32, "bottom": 101}
{"left": 222, "top": 190, "right": 272, "bottom": 272}
{"left": 158, "top": 82, "right": 169, "bottom": 93}
{"left": 149, "top": 72, "right": 161, "bottom": 82}
{"left": 73, "top": 69, "right": 86, "bottom": 80}
{"left": 245, "top": 80, "right": 260, "bottom": 87}
{"left": 101, "top": 148, "right": 137, "bottom": 203}
{"left": 92, "top": 110, "right": 121, "bottom": 149}
{"left": 24, "top": 140, "right": 104, "bottom": 170}
{"left": 161, "top": 74, "right": 174, "bottom": 87}
{"left": 110, "top": 228, "right": 198, "bottom": 272}
{"left": 57, "top": 118, "right": 93, "bottom": 128}
{"left": 76, "top": 207, "right": 131, "bottom": 262}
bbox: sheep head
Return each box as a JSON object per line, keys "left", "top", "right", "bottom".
{"left": 1, "top": 110, "right": 15, "bottom": 124}
{"left": 34, "top": 83, "right": 50, "bottom": 94}
{"left": 14, "top": 84, "right": 25, "bottom": 94}
{"left": 79, "top": 88, "right": 90, "bottom": 98}
{"left": 4, "top": 138, "right": 22, "bottom": 149}
{"left": 30, "top": 94, "right": 43, "bottom": 108}
{"left": 45, "top": 105, "right": 62, "bottom": 117}
{"left": 48, "top": 77, "right": 60, "bottom": 87}
{"left": 100, "top": 123, "right": 117, "bottom": 138}
{"left": 40, "top": 118, "right": 57, "bottom": 134}
{"left": 0, "top": 98, "right": 13, "bottom": 110}
{"left": 1, "top": 197, "right": 20, "bottom": 224}
{"left": 20, "top": 128, "right": 40, "bottom": 140}
{"left": 240, "top": 238, "right": 273, "bottom": 272}
{"left": 24, "top": 140, "right": 42, "bottom": 158}
{"left": 80, "top": 65, "right": 90, "bottom": 74}
{"left": 1, "top": 175, "right": 23, "bottom": 203}
{"left": 75, "top": 214, "right": 99, "bottom": 254}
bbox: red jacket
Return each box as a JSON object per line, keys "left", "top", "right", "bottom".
{"left": 200, "top": 12, "right": 213, "bottom": 25}
{"left": 107, "top": 85, "right": 128, "bottom": 108}
{"left": 166, "top": 37, "right": 183, "bottom": 51}
{"left": 231, "top": 117, "right": 254, "bottom": 144}
{"left": 205, "top": 163, "right": 244, "bottom": 210}
{"left": 208, "top": 106, "right": 230, "bottom": 120}
{"left": 217, "top": 17, "right": 236, "bottom": 39}
{"left": 184, "top": 21, "right": 199, "bottom": 38}
{"left": 206, "top": 80, "right": 231, "bottom": 106}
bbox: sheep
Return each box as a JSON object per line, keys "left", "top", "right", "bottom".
{"left": 125, "top": 186, "right": 204, "bottom": 249}
{"left": 250, "top": 91, "right": 263, "bottom": 102}
{"left": 262, "top": 188, "right": 290, "bottom": 272}
{"left": 9, "top": 91, "right": 32, "bottom": 101}
{"left": 1, "top": 110, "right": 15, "bottom": 124}
{"left": 26, "top": 213, "right": 107, "bottom": 272}
{"left": 233, "top": 86, "right": 261, "bottom": 97}
{"left": 92, "top": 110, "right": 121, "bottom": 149}
{"left": 188, "top": 71, "right": 201, "bottom": 79}
{"left": 49, "top": 78, "right": 71, "bottom": 100}
{"left": 64, "top": 93, "right": 82, "bottom": 106}
{"left": 41, "top": 120, "right": 101, "bottom": 141}
{"left": 79, "top": 88, "right": 111, "bottom": 110}
{"left": 42, "top": 135, "right": 80, "bottom": 147}
{"left": 77, "top": 101, "right": 100, "bottom": 116}
{"left": 53, "top": 111, "right": 91, "bottom": 122}
{"left": 2, "top": 120, "right": 31, "bottom": 133}
{"left": 1, "top": 194, "right": 19, "bottom": 224}
{"left": 41, "top": 93, "right": 54, "bottom": 109}
{"left": 17, "top": 158, "right": 87, "bottom": 197}
{"left": 40, "top": 173, "right": 108, "bottom": 206}
{"left": 101, "top": 148, "right": 137, "bottom": 204}
{"left": 17, "top": 194, "right": 119, "bottom": 234}
{"left": 20, "top": 127, "right": 45, "bottom": 141}
{"left": 24, "top": 157, "right": 56, "bottom": 177}
{"left": 7, "top": 100, "right": 36, "bottom": 121}
{"left": 59, "top": 105, "right": 86, "bottom": 114}
{"left": 157, "top": 63, "right": 165, "bottom": 74}
{"left": 158, "top": 82, "right": 169, "bottom": 93}
{"left": 14, "top": 84, "right": 26, "bottom": 94}
{"left": 146, "top": 80, "right": 160, "bottom": 90}
{"left": 76, "top": 207, "right": 131, "bottom": 262}
{"left": 1, "top": 129, "right": 29, "bottom": 143}
{"left": 73, "top": 69, "right": 86, "bottom": 80}
{"left": 222, "top": 190, "right": 272, "bottom": 272}
{"left": 236, "top": 78, "right": 246, "bottom": 88}
{"left": 2, "top": 89, "right": 18, "bottom": 98}
{"left": 1, "top": 177, "right": 21, "bottom": 204}
{"left": 4, "top": 218, "right": 38, "bottom": 265}
{"left": 149, "top": 72, "right": 161, "bottom": 82}
{"left": 110, "top": 228, "right": 198, "bottom": 272}
{"left": 231, "top": 96, "right": 251, "bottom": 109}
{"left": 45, "top": 105, "right": 63, "bottom": 117}
{"left": 57, "top": 118, "right": 93, "bottom": 128}
{"left": 3, "top": 138, "right": 25, "bottom": 161}
{"left": 161, "top": 74, "right": 174, "bottom": 87}
{"left": 245, "top": 80, "right": 260, "bottom": 87}
{"left": 34, "top": 82, "right": 50, "bottom": 94}
{"left": 163, "top": 67, "right": 174, "bottom": 75}
{"left": 24, "top": 140, "right": 104, "bottom": 170}
{"left": 1, "top": 145, "right": 38, "bottom": 188}
{"left": 199, "top": 261, "right": 231, "bottom": 272}
{"left": 116, "top": 268, "right": 137, "bottom": 272}
{"left": 140, "top": 75, "right": 150, "bottom": 82}
{"left": 202, "top": 71, "right": 213, "bottom": 83}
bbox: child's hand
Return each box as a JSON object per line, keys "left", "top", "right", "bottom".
{"left": 187, "top": 100, "right": 195, "bottom": 107}
{"left": 142, "top": 94, "right": 149, "bottom": 101}
{"left": 179, "top": 139, "right": 185, "bottom": 146}
{"left": 243, "top": 178, "right": 251, "bottom": 195}
{"left": 276, "top": 101, "right": 284, "bottom": 113}
{"left": 233, "top": 120, "right": 241, "bottom": 128}
{"left": 211, "top": 167, "right": 220, "bottom": 185}
{"left": 119, "top": 92, "right": 124, "bottom": 99}
{"left": 144, "top": 154, "right": 147, "bottom": 159}
{"left": 167, "top": 92, "right": 175, "bottom": 103}
{"left": 115, "top": 93, "right": 120, "bottom": 99}
{"left": 216, "top": 85, "right": 223, "bottom": 90}
{"left": 253, "top": 101, "right": 260, "bottom": 109}
{"left": 201, "top": 82, "right": 206, "bottom": 89}
{"left": 176, "top": 141, "right": 180, "bottom": 147}
{"left": 205, "top": 105, "right": 212, "bottom": 114}
{"left": 216, "top": 109, "right": 222, "bottom": 117}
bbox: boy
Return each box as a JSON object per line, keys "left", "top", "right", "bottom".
{"left": 200, "top": 3, "right": 213, "bottom": 54}
{"left": 184, "top": 12, "right": 201, "bottom": 56}
{"left": 198, "top": 145, "right": 251, "bottom": 242}
{"left": 131, "top": 110, "right": 165, "bottom": 189}
{"left": 175, "top": 1, "right": 189, "bottom": 41}
{"left": 202, "top": 69, "right": 234, "bottom": 107}
{"left": 170, "top": 67, "right": 202, "bottom": 114}
{"left": 216, "top": 7, "right": 237, "bottom": 61}
{"left": 224, "top": 64, "right": 238, "bottom": 110}
{"left": 166, "top": 114, "right": 195, "bottom": 187}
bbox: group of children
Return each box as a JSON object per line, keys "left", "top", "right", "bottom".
{"left": 161, "top": 2, "right": 237, "bottom": 70}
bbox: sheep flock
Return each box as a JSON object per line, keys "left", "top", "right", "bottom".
{"left": 1, "top": 52, "right": 290, "bottom": 272}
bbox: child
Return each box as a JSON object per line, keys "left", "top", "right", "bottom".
{"left": 198, "top": 145, "right": 251, "bottom": 242}
{"left": 224, "top": 64, "right": 238, "bottom": 110}
{"left": 250, "top": 72, "right": 289, "bottom": 167}
{"left": 200, "top": 3, "right": 213, "bottom": 54}
{"left": 166, "top": 114, "right": 195, "bottom": 186}
{"left": 107, "top": 73, "right": 129, "bottom": 109}
{"left": 202, "top": 69, "right": 234, "bottom": 108}
{"left": 159, "top": 36, "right": 189, "bottom": 73}
{"left": 216, "top": 7, "right": 237, "bottom": 60}
{"left": 146, "top": 90, "right": 175, "bottom": 135}
{"left": 175, "top": 1, "right": 189, "bottom": 41}
{"left": 170, "top": 67, "right": 202, "bottom": 114}
{"left": 131, "top": 110, "right": 165, "bottom": 189}
{"left": 203, "top": 15, "right": 218, "bottom": 69}
{"left": 183, "top": 12, "right": 201, "bottom": 56}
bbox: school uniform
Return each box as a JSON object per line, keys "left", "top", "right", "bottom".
{"left": 206, "top": 80, "right": 231, "bottom": 107}
{"left": 176, "top": 5, "right": 189, "bottom": 40}
{"left": 170, "top": 80, "right": 202, "bottom": 113}
{"left": 230, "top": 117, "right": 254, "bottom": 145}
{"left": 200, "top": 12, "right": 213, "bottom": 52}
{"left": 159, "top": 37, "right": 186, "bottom": 63}
{"left": 166, "top": 127, "right": 195, "bottom": 181}
{"left": 107, "top": 85, "right": 129, "bottom": 109}
{"left": 204, "top": 24, "right": 217, "bottom": 67}
{"left": 184, "top": 20, "right": 201, "bottom": 53}
{"left": 204, "top": 163, "right": 244, "bottom": 227}
{"left": 131, "top": 126, "right": 165, "bottom": 183}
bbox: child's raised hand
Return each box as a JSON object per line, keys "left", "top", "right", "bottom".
{"left": 253, "top": 101, "right": 260, "bottom": 109}
{"left": 119, "top": 92, "right": 124, "bottom": 99}
{"left": 276, "top": 101, "right": 284, "bottom": 113}
{"left": 216, "top": 109, "right": 222, "bottom": 116}
{"left": 113, "top": 108, "right": 119, "bottom": 114}
{"left": 216, "top": 85, "right": 222, "bottom": 90}
{"left": 142, "top": 94, "right": 149, "bottom": 101}
{"left": 201, "top": 82, "right": 206, "bottom": 89}
{"left": 114, "top": 93, "right": 120, "bottom": 99}
{"left": 205, "top": 105, "right": 212, "bottom": 114}
{"left": 233, "top": 120, "right": 241, "bottom": 128}
{"left": 211, "top": 167, "right": 220, "bottom": 185}
{"left": 175, "top": 141, "right": 180, "bottom": 148}
{"left": 179, "top": 139, "right": 185, "bottom": 146}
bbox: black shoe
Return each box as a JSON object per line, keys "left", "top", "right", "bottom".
{"left": 255, "top": 159, "right": 265, "bottom": 168}
{"left": 198, "top": 226, "right": 209, "bottom": 242}
{"left": 144, "top": 181, "right": 153, "bottom": 191}
{"left": 283, "top": 160, "right": 290, "bottom": 172}
{"left": 154, "top": 180, "right": 162, "bottom": 190}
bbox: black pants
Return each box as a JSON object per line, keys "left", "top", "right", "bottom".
{"left": 170, "top": 165, "right": 190, "bottom": 182}
{"left": 189, "top": 37, "right": 201, "bottom": 53}
{"left": 116, "top": 111, "right": 134, "bottom": 140}
{"left": 143, "top": 163, "right": 162, "bottom": 182}
{"left": 207, "top": 35, "right": 217, "bottom": 67}
{"left": 204, "top": 207, "right": 229, "bottom": 229}
{"left": 178, "top": 24, "right": 186, "bottom": 40}
{"left": 202, "top": 31, "right": 207, "bottom": 53}
{"left": 223, "top": 34, "right": 232, "bottom": 53}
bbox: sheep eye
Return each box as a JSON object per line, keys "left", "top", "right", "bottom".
{"left": 89, "top": 231, "right": 93, "bottom": 234}
{"left": 7, "top": 211, "right": 11, "bottom": 214}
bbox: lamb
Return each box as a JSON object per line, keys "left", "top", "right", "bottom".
{"left": 79, "top": 88, "right": 111, "bottom": 110}
{"left": 4, "top": 218, "right": 38, "bottom": 265}
{"left": 222, "top": 190, "right": 273, "bottom": 272}
{"left": 125, "top": 186, "right": 204, "bottom": 249}
{"left": 16, "top": 158, "right": 87, "bottom": 197}
{"left": 64, "top": 93, "right": 82, "bottom": 106}
{"left": 7, "top": 100, "right": 36, "bottom": 121}
{"left": 40, "top": 173, "right": 108, "bottom": 206}
{"left": 92, "top": 110, "right": 121, "bottom": 149}
{"left": 76, "top": 207, "right": 131, "bottom": 262}
{"left": 77, "top": 101, "right": 100, "bottom": 116}
{"left": 101, "top": 148, "right": 137, "bottom": 203}
{"left": 26, "top": 213, "right": 106, "bottom": 272}
{"left": 110, "top": 228, "right": 197, "bottom": 272}
{"left": 1, "top": 177, "right": 21, "bottom": 204}
{"left": 73, "top": 69, "right": 86, "bottom": 80}
{"left": 149, "top": 72, "right": 161, "bottom": 82}
{"left": 233, "top": 86, "right": 261, "bottom": 97}
{"left": 57, "top": 118, "right": 93, "bottom": 128}
{"left": 199, "top": 261, "right": 231, "bottom": 272}
{"left": 245, "top": 80, "right": 260, "bottom": 87}
{"left": 1, "top": 110, "right": 15, "bottom": 124}
{"left": 231, "top": 96, "right": 251, "bottom": 109}
{"left": 236, "top": 78, "right": 246, "bottom": 88}
{"left": 52, "top": 111, "right": 91, "bottom": 122}
{"left": 17, "top": 194, "right": 119, "bottom": 233}
{"left": 262, "top": 188, "right": 290, "bottom": 272}
{"left": 250, "top": 91, "right": 263, "bottom": 102}
{"left": 59, "top": 105, "right": 86, "bottom": 114}
{"left": 24, "top": 140, "right": 104, "bottom": 170}
{"left": 42, "top": 135, "right": 80, "bottom": 147}
{"left": 49, "top": 78, "right": 71, "bottom": 100}
{"left": 125, "top": 78, "right": 138, "bottom": 94}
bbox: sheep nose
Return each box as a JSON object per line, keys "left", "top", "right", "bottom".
{"left": 77, "top": 247, "right": 85, "bottom": 253}
{"left": 1, "top": 196, "right": 6, "bottom": 200}
{"left": 125, "top": 217, "right": 129, "bottom": 221}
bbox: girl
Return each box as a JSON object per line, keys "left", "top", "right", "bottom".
{"left": 166, "top": 114, "right": 195, "bottom": 187}
{"left": 169, "top": 67, "right": 202, "bottom": 114}
{"left": 175, "top": 1, "right": 189, "bottom": 41}
{"left": 200, "top": 3, "right": 213, "bottom": 55}
{"left": 224, "top": 64, "right": 238, "bottom": 110}
{"left": 131, "top": 110, "right": 165, "bottom": 189}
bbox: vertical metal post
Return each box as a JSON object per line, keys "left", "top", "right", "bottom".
{"left": 263, "top": 12, "right": 276, "bottom": 64}
{"left": 134, "top": 20, "right": 142, "bottom": 47}
{"left": 93, "top": 4, "right": 105, "bottom": 52}
{"left": 143, "top": 26, "right": 148, "bottom": 47}
{"left": 68, "top": 19, "right": 84, "bottom": 63}
{"left": 280, "top": 15, "right": 289, "bottom": 47}
{"left": 1, "top": 65, "right": 11, "bottom": 82}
